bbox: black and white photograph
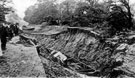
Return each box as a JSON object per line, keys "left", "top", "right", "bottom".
{"left": 0, "top": 0, "right": 135, "bottom": 78}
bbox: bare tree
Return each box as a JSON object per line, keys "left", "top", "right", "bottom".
{"left": 119, "top": 0, "right": 133, "bottom": 27}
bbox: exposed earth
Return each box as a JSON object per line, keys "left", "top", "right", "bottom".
{"left": 1, "top": 25, "right": 135, "bottom": 78}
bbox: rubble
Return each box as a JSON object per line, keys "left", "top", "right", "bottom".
{"left": 20, "top": 26, "right": 135, "bottom": 78}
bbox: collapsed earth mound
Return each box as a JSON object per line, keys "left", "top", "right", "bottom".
{"left": 20, "top": 26, "right": 135, "bottom": 78}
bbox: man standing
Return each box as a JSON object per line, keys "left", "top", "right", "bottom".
{"left": 0, "top": 23, "right": 8, "bottom": 51}
{"left": 14, "top": 23, "right": 19, "bottom": 36}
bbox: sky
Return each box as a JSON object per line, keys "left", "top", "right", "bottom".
{"left": 12, "top": 0, "right": 37, "bottom": 18}
{"left": 12, "top": 0, "right": 65, "bottom": 18}
{"left": 12, "top": 0, "right": 135, "bottom": 19}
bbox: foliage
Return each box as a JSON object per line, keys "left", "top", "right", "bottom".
{"left": 24, "top": 0, "right": 59, "bottom": 24}
{"left": 106, "top": 0, "right": 134, "bottom": 36}
{"left": 107, "top": 6, "right": 128, "bottom": 31}
{"left": 24, "top": 0, "right": 134, "bottom": 36}
{"left": 71, "top": 1, "right": 108, "bottom": 27}
{"left": 0, "top": 0, "right": 12, "bottom": 23}
{"left": 57, "top": 0, "right": 77, "bottom": 25}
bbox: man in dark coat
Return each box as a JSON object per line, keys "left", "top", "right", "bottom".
{"left": 14, "top": 23, "right": 19, "bottom": 36}
{"left": 10, "top": 24, "right": 15, "bottom": 36}
{"left": 0, "top": 24, "right": 8, "bottom": 50}
{"left": 6, "top": 24, "right": 13, "bottom": 40}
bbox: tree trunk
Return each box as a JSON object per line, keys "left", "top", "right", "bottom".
{"left": 127, "top": 6, "right": 133, "bottom": 28}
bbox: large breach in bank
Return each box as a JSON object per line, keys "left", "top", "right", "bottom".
{"left": 20, "top": 26, "right": 135, "bottom": 78}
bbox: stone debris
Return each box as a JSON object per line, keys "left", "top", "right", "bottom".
{"left": 51, "top": 50, "right": 67, "bottom": 63}
{"left": 116, "top": 43, "right": 128, "bottom": 50}
{"left": 20, "top": 26, "right": 135, "bottom": 78}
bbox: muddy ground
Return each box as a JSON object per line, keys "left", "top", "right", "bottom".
{"left": 0, "top": 36, "right": 46, "bottom": 77}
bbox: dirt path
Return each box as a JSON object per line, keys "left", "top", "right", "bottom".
{"left": 0, "top": 37, "right": 46, "bottom": 77}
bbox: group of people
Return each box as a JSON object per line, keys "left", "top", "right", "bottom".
{"left": 0, "top": 22, "right": 20, "bottom": 56}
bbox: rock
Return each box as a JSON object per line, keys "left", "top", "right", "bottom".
{"left": 51, "top": 50, "right": 67, "bottom": 63}
{"left": 116, "top": 43, "right": 128, "bottom": 50}
{"left": 9, "top": 36, "right": 20, "bottom": 44}
{"left": 128, "top": 35, "right": 135, "bottom": 39}
{"left": 21, "top": 60, "right": 26, "bottom": 64}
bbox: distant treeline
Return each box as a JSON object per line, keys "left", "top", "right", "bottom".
{"left": 24, "top": 0, "right": 135, "bottom": 37}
